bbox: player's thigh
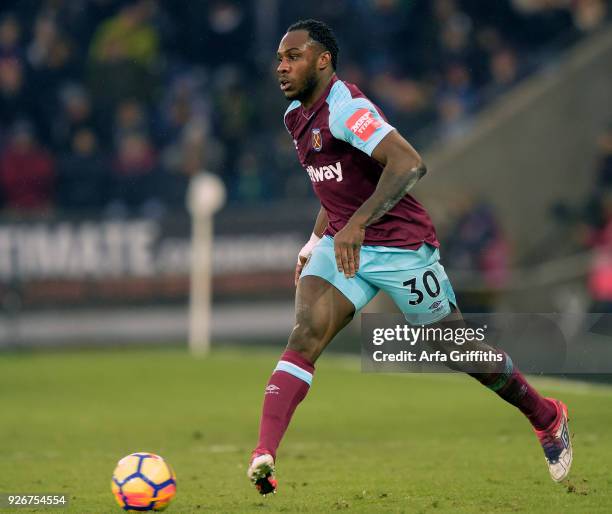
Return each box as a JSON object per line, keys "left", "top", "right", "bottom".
{"left": 289, "top": 275, "right": 356, "bottom": 362}
{"left": 291, "top": 237, "right": 378, "bottom": 361}
{"left": 370, "top": 258, "right": 457, "bottom": 326}
{"left": 301, "top": 235, "right": 379, "bottom": 312}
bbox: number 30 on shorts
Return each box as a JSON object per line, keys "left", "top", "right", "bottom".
{"left": 402, "top": 270, "right": 441, "bottom": 306}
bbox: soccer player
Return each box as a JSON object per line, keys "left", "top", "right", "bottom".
{"left": 247, "top": 19, "right": 572, "bottom": 495}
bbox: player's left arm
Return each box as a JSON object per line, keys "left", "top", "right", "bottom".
{"left": 334, "top": 130, "right": 426, "bottom": 277}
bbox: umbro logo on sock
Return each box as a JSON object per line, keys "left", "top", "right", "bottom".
{"left": 265, "top": 384, "right": 280, "bottom": 395}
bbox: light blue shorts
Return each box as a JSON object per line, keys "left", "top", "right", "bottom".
{"left": 301, "top": 236, "right": 457, "bottom": 325}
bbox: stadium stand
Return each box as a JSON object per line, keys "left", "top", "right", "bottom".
{"left": 0, "top": 0, "right": 608, "bottom": 211}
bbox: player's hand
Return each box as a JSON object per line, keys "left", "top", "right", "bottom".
{"left": 295, "top": 254, "right": 308, "bottom": 286}
{"left": 295, "top": 233, "right": 321, "bottom": 286}
{"left": 333, "top": 221, "right": 365, "bottom": 278}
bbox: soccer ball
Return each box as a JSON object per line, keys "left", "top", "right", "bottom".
{"left": 111, "top": 452, "right": 177, "bottom": 511}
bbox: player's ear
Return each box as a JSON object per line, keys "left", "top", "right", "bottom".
{"left": 318, "top": 51, "right": 332, "bottom": 71}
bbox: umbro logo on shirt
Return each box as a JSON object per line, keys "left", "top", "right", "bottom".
{"left": 305, "top": 162, "right": 343, "bottom": 183}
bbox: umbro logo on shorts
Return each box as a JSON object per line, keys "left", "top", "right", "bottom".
{"left": 429, "top": 300, "right": 443, "bottom": 311}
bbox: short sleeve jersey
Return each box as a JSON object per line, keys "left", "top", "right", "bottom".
{"left": 284, "top": 75, "right": 439, "bottom": 249}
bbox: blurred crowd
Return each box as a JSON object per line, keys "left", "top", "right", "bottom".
{"left": 573, "top": 124, "right": 612, "bottom": 311}
{"left": 0, "top": 0, "right": 609, "bottom": 215}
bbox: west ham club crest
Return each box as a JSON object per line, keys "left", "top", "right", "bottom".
{"left": 311, "top": 128, "right": 322, "bottom": 152}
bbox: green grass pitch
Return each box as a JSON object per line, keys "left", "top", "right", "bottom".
{"left": 0, "top": 346, "right": 610, "bottom": 513}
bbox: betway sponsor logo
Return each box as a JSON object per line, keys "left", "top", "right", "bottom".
{"left": 306, "top": 161, "right": 343, "bottom": 183}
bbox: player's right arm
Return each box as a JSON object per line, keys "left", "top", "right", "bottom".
{"left": 295, "top": 206, "right": 328, "bottom": 285}
{"left": 329, "top": 96, "right": 425, "bottom": 277}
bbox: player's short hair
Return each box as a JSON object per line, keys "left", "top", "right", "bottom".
{"left": 287, "top": 19, "right": 339, "bottom": 70}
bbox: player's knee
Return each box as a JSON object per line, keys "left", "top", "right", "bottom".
{"left": 287, "top": 322, "right": 325, "bottom": 361}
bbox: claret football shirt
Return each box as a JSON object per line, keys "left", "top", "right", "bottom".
{"left": 284, "top": 75, "right": 439, "bottom": 249}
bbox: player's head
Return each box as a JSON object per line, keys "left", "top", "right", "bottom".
{"left": 277, "top": 19, "right": 338, "bottom": 102}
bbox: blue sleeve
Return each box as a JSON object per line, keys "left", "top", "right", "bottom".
{"left": 283, "top": 100, "right": 300, "bottom": 134}
{"left": 329, "top": 98, "right": 394, "bottom": 156}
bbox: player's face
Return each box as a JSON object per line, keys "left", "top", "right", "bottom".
{"left": 276, "top": 30, "right": 319, "bottom": 102}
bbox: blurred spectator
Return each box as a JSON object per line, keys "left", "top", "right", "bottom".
{"left": 161, "top": 118, "right": 225, "bottom": 205}
{"left": 212, "top": 67, "right": 254, "bottom": 181}
{"left": 572, "top": 0, "right": 608, "bottom": 32}
{"left": 235, "top": 150, "right": 265, "bottom": 203}
{"left": 445, "top": 196, "right": 509, "bottom": 311}
{"left": 513, "top": 0, "right": 607, "bottom": 33}
{"left": 352, "top": 0, "right": 412, "bottom": 74}
{"left": 162, "top": 119, "right": 223, "bottom": 177}
{"left": 511, "top": 0, "right": 579, "bottom": 47}
{"left": 0, "top": 14, "right": 21, "bottom": 60}
{"left": 583, "top": 190, "right": 612, "bottom": 312}
{"left": 53, "top": 84, "right": 99, "bottom": 152}
{"left": 27, "top": 14, "right": 77, "bottom": 83}
{"left": 438, "top": 6, "right": 474, "bottom": 64}
{"left": 88, "top": 0, "right": 159, "bottom": 108}
{"left": 0, "top": 57, "right": 33, "bottom": 134}
{"left": 0, "top": 121, "right": 55, "bottom": 212}
{"left": 89, "top": 0, "right": 159, "bottom": 67}
{"left": 579, "top": 125, "right": 612, "bottom": 229}
{"left": 436, "top": 63, "right": 478, "bottom": 140}
{"left": 436, "top": 94, "right": 470, "bottom": 140}
{"left": 440, "top": 63, "right": 478, "bottom": 110}
{"left": 27, "top": 14, "right": 60, "bottom": 69}
{"left": 113, "top": 132, "right": 156, "bottom": 176}
{"left": 205, "top": 1, "right": 249, "bottom": 67}
{"left": 486, "top": 47, "right": 521, "bottom": 99}
{"left": 113, "top": 98, "right": 150, "bottom": 147}
{"left": 27, "top": 14, "right": 79, "bottom": 142}
{"left": 370, "top": 74, "right": 436, "bottom": 136}
{"left": 595, "top": 125, "right": 612, "bottom": 187}
{"left": 475, "top": 26, "right": 505, "bottom": 57}
{"left": 110, "top": 132, "right": 163, "bottom": 214}
{"left": 57, "top": 128, "right": 109, "bottom": 211}
{"left": 155, "top": 69, "right": 211, "bottom": 145}
{"left": 170, "top": 1, "right": 253, "bottom": 68}
{"left": 573, "top": 126, "right": 612, "bottom": 312}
